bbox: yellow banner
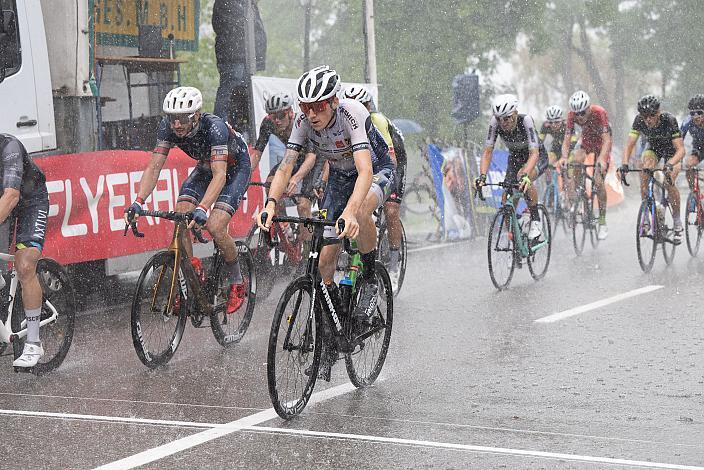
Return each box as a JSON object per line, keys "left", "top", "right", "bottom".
{"left": 95, "top": 0, "right": 198, "bottom": 43}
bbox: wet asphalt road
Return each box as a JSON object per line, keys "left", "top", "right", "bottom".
{"left": 0, "top": 195, "right": 703, "bottom": 469}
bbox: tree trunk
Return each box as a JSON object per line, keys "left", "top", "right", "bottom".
{"left": 574, "top": 14, "right": 611, "bottom": 112}
{"left": 562, "top": 18, "right": 574, "bottom": 95}
{"left": 610, "top": 39, "right": 625, "bottom": 147}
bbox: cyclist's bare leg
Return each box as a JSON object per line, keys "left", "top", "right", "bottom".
{"left": 207, "top": 209, "right": 238, "bottom": 263}
{"left": 640, "top": 152, "right": 658, "bottom": 200}
{"left": 523, "top": 168, "right": 539, "bottom": 209}
{"left": 176, "top": 200, "right": 196, "bottom": 258}
{"left": 319, "top": 243, "right": 341, "bottom": 283}
{"left": 570, "top": 148, "right": 587, "bottom": 203}
{"left": 593, "top": 159, "right": 608, "bottom": 220}
{"left": 15, "top": 247, "right": 42, "bottom": 345}
{"left": 665, "top": 163, "right": 682, "bottom": 217}
{"left": 383, "top": 200, "right": 402, "bottom": 249}
{"left": 297, "top": 197, "right": 312, "bottom": 242}
{"left": 357, "top": 191, "right": 381, "bottom": 254}
{"left": 685, "top": 154, "right": 699, "bottom": 190}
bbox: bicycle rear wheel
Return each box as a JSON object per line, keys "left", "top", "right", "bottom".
{"left": 130, "top": 251, "right": 187, "bottom": 368}
{"left": 685, "top": 192, "right": 702, "bottom": 257}
{"left": 660, "top": 202, "right": 677, "bottom": 266}
{"left": 210, "top": 242, "right": 256, "bottom": 347}
{"left": 267, "top": 276, "right": 321, "bottom": 419}
{"left": 571, "top": 192, "right": 588, "bottom": 255}
{"left": 345, "top": 262, "right": 393, "bottom": 387}
{"left": 376, "top": 218, "right": 407, "bottom": 297}
{"left": 487, "top": 209, "right": 515, "bottom": 290}
{"left": 527, "top": 205, "right": 552, "bottom": 281}
{"left": 636, "top": 200, "right": 657, "bottom": 273}
{"left": 11, "top": 259, "right": 76, "bottom": 375}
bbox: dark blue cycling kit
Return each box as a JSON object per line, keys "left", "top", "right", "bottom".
{"left": 0, "top": 134, "right": 48, "bottom": 251}
{"left": 155, "top": 113, "right": 250, "bottom": 215}
{"left": 681, "top": 117, "right": 704, "bottom": 160}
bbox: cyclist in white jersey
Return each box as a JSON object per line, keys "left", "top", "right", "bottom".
{"left": 256, "top": 66, "right": 395, "bottom": 354}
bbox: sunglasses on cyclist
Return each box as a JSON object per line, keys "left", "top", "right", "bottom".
{"left": 300, "top": 99, "right": 331, "bottom": 115}
{"left": 168, "top": 113, "right": 196, "bottom": 126}
{"left": 575, "top": 110, "right": 588, "bottom": 117}
{"left": 640, "top": 111, "right": 658, "bottom": 119}
{"left": 498, "top": 114, "right": 514, "bottom": 123}
{"left": 269, "top": 110, "right": 289, "bottom": 120}
{"left": 690, "top": 110, "right": 704, "bottom": 117}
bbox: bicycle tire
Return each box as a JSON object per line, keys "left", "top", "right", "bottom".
{"left": 130, "top": 251, "right": 187, "bottom": 368}
{"left": 403, "top": 183, "right": 437, "bottom": 216}
{"left": 487, "top": 208, "right": 515, "bottom": 290}
{"left": 527, "top": 205, "right": 552, "bottom": 281}
{"left": 543, "top": 185, "right": 557, "bottom": 236}
{"left": 661, "top": 201, "right": 677, "bottom": 266}
{"left": 345, "top": 262, "right": 394, "bottom": 387}
{"left": 267, "top": 276, "right": 321, "bottom": 419}
{"left": 245, "top": 222, "right": 276, "bottom": 301}
{"left": 636, "top": 199, "right": 657, "bottom": 273}
{"left": 210, "top": 242, "right": 257, "bottom": 347}
{"left": 395, "top": 221, "right": 408, "bottom": 296}
{"left": 589, "top": 190, "right": 600, "bottom": 248}
{"left": 571, "top": 192, "right": 588, "bottom": 256}
{"left": 685, "top": 192, "right": 701, "bottom": 257}
{"left": 11, "top": 259, "right": 76, "bottom": 375}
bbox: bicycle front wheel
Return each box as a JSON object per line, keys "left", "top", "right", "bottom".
{"left": 345, "top": 262, "right": 394, "bottom": 387}
{"left": 487, "top": 209, "right": 515, "bottom": 290}
{"left": 267, "top": 276, "right": 321, "bottom": 419}
{"left": 543, "top": 184, "right": 557, "bottom": 236}
{"left": 685, "top": 192, "right": 702, "bottom": 257}
{"left": 130, "top": 251, "right": 187, "bottom": 368}
{"left": 11, "top": 259, "right": 76, "bottom": 375}
{"left": 210, "top": 242, "right": 256, "bottom": 347}
{"left": 636, "top": 200, "right": 657, "bottom": 273}
{"left": 527, "top": 205, "right": 552, "bottom": 281}
{"left": 571, "top": 192, "right": 588, "bottom": 256}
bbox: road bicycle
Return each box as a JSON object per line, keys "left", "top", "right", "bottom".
{"left": 620, "top": 167, "right": 678, "bottom": 272}
{"left": 125, "top": 210, "right": 256, "bottom": 368}
{"left": 565, "top": 162, "right": 601, "bottom": 255}
{"left": 684, "top": 167, "right": 704, "bottom": 257}
{"left": 0, "top": 253, "right": 75, "bottom": 375}
{"left": 374, "top": 206, "right": 407, "bottom": 296}
{"left": 265, "top": 213, "right": 393, "bottom": 419}
{"left": 542, "top": 164, "right": 569, "bottom": 236}
{"left": 479, "top": 181, "right": 552, "bottom": 291}
{"left": 245, "top": 181, "right": 309, "bottom": 301}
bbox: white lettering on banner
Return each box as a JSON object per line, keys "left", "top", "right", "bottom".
{"left": 107, "top": 173, "right": 129, "bottom": 232}
{"left": 153, "top": 169, "right": 174, "bottom": 215}
{"left": 61, "top": 180, "right": 88, "bottom": 237}
{"left": 80, "top": 175, "right": 105, "bottom": 234}
{"left": 46, "top": 180, "right": 63, "bottom": 218}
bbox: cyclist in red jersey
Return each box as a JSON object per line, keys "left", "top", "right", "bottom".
{"left": 557, "top": 90, "right": 612, "bottom": 240}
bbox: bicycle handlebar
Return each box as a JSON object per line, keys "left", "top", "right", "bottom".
{"left": 123, "top": 209, "right": 209, "bottom": 243}
{"left": 618, "top": 166, "right": 669, "bottom": 187}
{"left": 476, "top": 181, "right": 522, "bottom": 201}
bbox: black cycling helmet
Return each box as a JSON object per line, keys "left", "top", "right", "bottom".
{"left": 637, "top": 94, "right": 660, "bottom": 114}
{"left": 688, "top": 94, "right": 704, "bottom": 111}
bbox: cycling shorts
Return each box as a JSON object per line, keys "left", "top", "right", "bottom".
{"left": 641, "top": 144, "right": 675, "bottom": 164}
{"left": 505, "top": 147, "right": 548, "bottom": 185}
{"left": 178, "top": 165, "right": 250, "bottom": 215}
{"left": 321, "top": 167, "right": 396, "bottom": 238}
{"left": 13, "top": 189, "right": 49, "bottom": 252}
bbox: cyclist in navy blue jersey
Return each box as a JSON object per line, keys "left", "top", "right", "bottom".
{"left": 682, "top": 94, "right": 704, "bottom": 190}
{"left": 125, "top": 86, "right": 251, "bottom": 314}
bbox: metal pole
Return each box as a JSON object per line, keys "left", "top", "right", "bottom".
{"left": 303, "top": 0, "right": 311, "bottom": 71}
{"left": 362, "top": 0, "right": 377, "bottom": 84}
{"left": 245, "top": 0, "right": 257, "bottom": 142}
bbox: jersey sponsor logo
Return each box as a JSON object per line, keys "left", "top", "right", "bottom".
{"left": 335, "top": 140, "right": 345, "bottom": 149}
{"left": 341, "top": 107, "right": 359, "bottom": 130}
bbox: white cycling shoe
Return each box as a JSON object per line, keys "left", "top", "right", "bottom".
{"left": 13, "top": 342, "right": 44, "bottom": 368}
{"left": 528, "top": 220, "right": 542, "bottom": 239}
{"left": 597, "top": 224, "right": 609, "bottom": 240}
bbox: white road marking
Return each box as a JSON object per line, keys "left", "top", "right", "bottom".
{"left": 0, "top": 408, "right": 217, "bottom": 428}
{"left": 535, "top": 285, "right": 664, "bottom": 324}
{"left": 247, "top": 426, "right": 704, "bottom": 469}
{"left": 92, "top": 383, "right": 357, "bottom": 470}
{"left": 408, "top": 242, "right": 467, "bottom": 253}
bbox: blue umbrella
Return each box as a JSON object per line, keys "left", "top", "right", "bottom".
{"left": 392, "top": 118, "right": 424, "bottom": 135}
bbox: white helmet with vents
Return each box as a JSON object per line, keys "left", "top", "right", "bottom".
{"left": 569, "top": 90, "right": 591, "bottom": 113}
{"left": 343, "top": 85, "right": 372, "bottom": 103}
{"left": 265, "top": 92, "right": 293, "bottom": 113}
{"left": 297, "top": 66, "right": 341, "bottom": 103}
{"left": 162, "top": 86, "right": 203, "bottom": 114}
{"left": 491, "top": 94, "right": 519, "bottom": 117}
{"left": 545, "top": 105, "right": 564, "bottom": 122}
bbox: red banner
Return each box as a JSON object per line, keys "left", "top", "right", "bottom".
{"left": 35, "top": 150, "right": 264, "bottom": 265}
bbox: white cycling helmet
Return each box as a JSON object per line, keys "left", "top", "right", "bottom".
{"left": 343, "top": 85, "right": 372, "bottom": 103}
{"left": 297, "top": 66, "right": 341, "bottom": 103}
{"left": 545, "top": 105, "right": 564, "bottom": 122}
{"left": 569, "top": 90, "right": 591, "bottom": 113}
{"left": 264, "top": 92, "right": 293, "bottom": 114}
{"left": 491, "top": 94, "right": 519, "bottom": 117}
{"left": 163, "top": 86, "right": 203, "bottom": 114}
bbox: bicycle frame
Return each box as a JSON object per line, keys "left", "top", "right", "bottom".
{"left": 0, "top": 252, "right": 59, "bottom": 344}
{"left": 501, "top": 191, "right": 548, "bottom": 258}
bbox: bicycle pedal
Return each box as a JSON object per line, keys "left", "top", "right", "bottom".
{"left": 13, "top": 366, "right": 34, "bottom": 374}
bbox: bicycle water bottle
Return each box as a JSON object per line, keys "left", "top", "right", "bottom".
{"left": 191, "top": 256, "right": 206, "bottom": 285}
